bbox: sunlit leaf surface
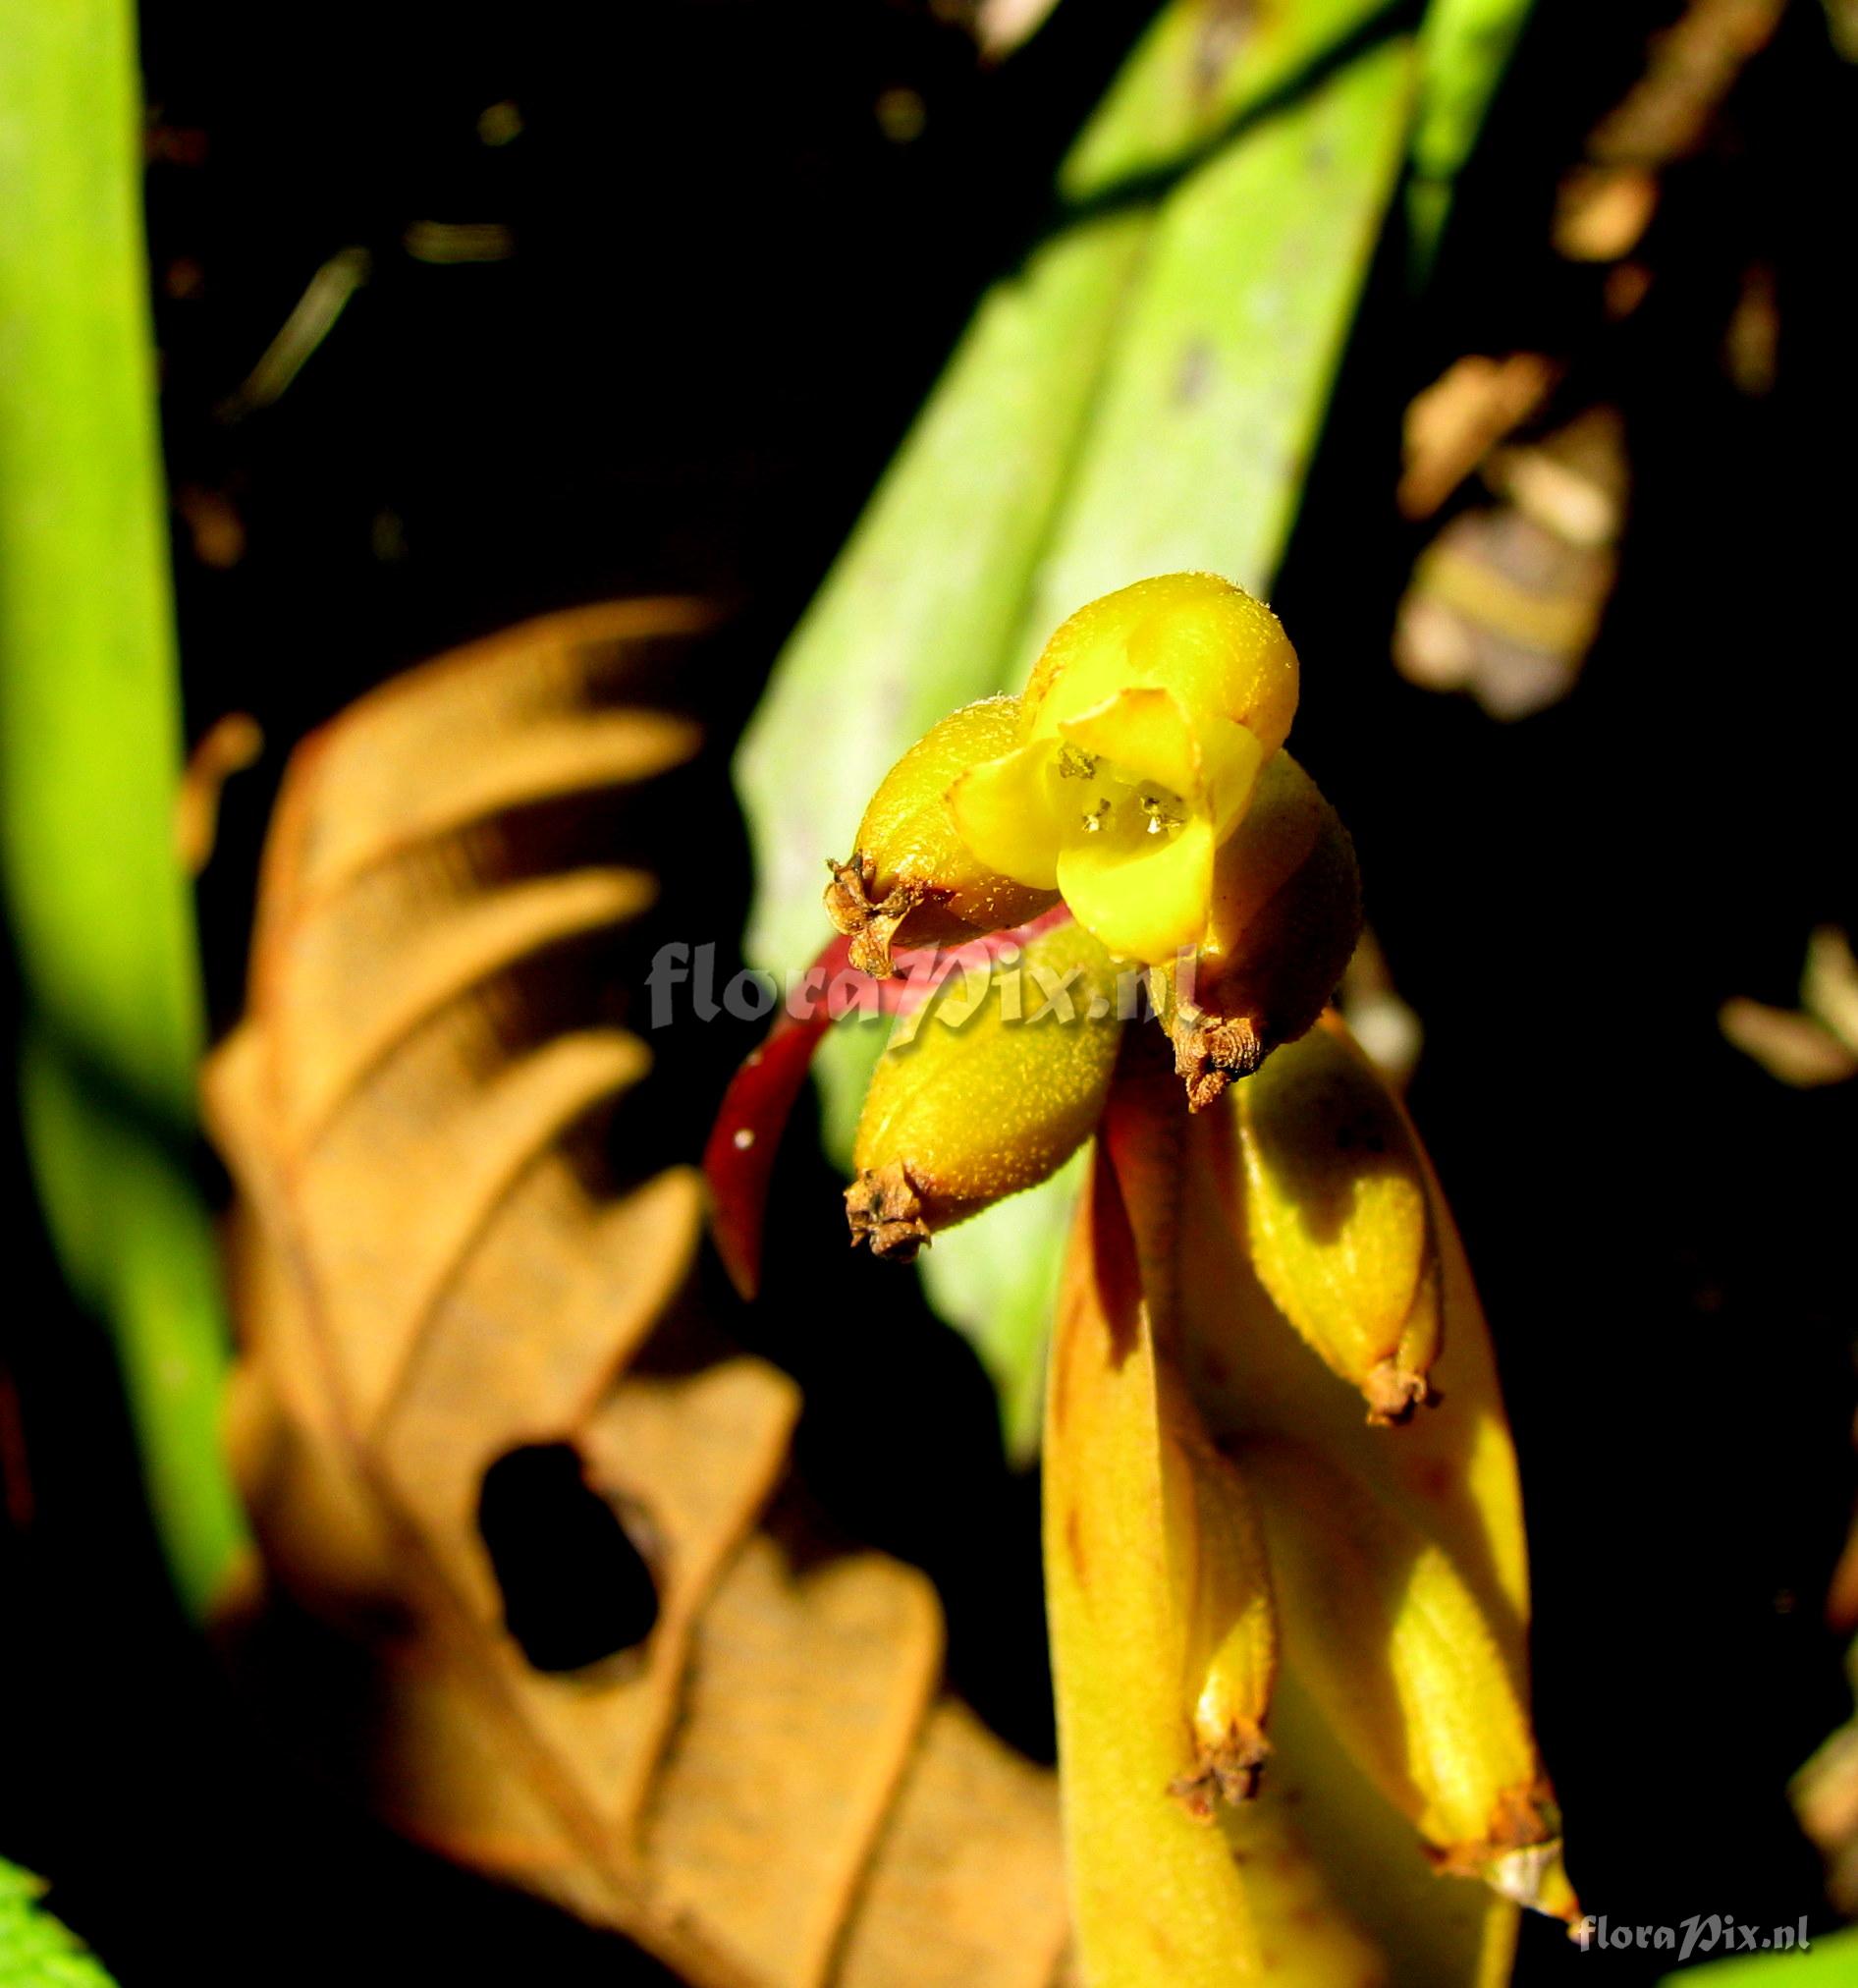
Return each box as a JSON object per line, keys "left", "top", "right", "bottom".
{"left": 0, "top": 0, "right": 246, "bottom": 1612}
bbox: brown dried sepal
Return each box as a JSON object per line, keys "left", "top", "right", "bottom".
{"left": 1363, "top": 1357, "right": 1439, "bottom": 1427}
{"left": 846, "top": 1160, "right": 933, "bottom": 1262}
{"left": 1166, "top": 1005, "right": 1264, "bottom": 1115}
{"left": 825, "top": 855, "right": 938, "bottom": 980}
{"left": 1167, "top": 1721, "right": 1271, "bottom": 1819}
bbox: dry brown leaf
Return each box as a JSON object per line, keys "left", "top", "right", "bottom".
{"left": 1719, "top": 1000, "right": 1858, "bottom": 1089}
{"left": 205, "top": 600, "right": 1069, "bottom": 1987}
{"left": 1394, "top": 488, "right": 1619, "bottom": 720}
{"left": 936, "top": 0, "right": 1063, "bottom": 61}
{"left": 1552, "top": 164, "right": 1661, "bottom": 263}
{"left": 1396, "top": 405, "right": 1625, "bottom": 720}
{"left": 1399, "top": 355, "right": 1561, "bottom": 523}
{"left": 1585, "top": 0, "right": 1786, "bottom": 166}
{"left": 1554, "top": 0, "right": 1786, "bottom": 263}
{"left": 176, "top": 709, "right": 263, "bottom": 872}
{"left": 1399, "top": 3, "right": 1784, "bottom": 715}
{"left": 1719, "top": 928, "right": 1858, "bottom": 1088}
{"left": 1487, "top": 406, "right": 1627, "bottom": 549}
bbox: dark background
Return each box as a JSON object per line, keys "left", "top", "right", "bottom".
{"left": 4, "top": 0, "right": 1856, "bottom": 1980}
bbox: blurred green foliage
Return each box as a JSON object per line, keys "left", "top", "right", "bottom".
{"left": 1658, "top": 1926, "right": 1858, "bottom": 1983}
{"left": 0, "top": 0, "right": 246, "bottom": 1614}
{"left": 0, "top": 1861, "right": 118, "bottom": 1988}
{"left": 1409, "top": 0, "right": 1536, "bottom": 275}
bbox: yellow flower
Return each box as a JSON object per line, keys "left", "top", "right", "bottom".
{"left": 949, "top": 573, "right": 1299, "bottom": 964}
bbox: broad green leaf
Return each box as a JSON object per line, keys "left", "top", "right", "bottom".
{"left": 0, "top": 1861, "right": 119, "bottom": 1988}
{"left": 737, "top": 0, "right": 1419, "bottom": 1445}
{"left": 0, "top": 0, "right": 247, "bottom": 1612}
{"left": 1408, "top": 0, "right": 1537, "bottom": 277}
{"left": 1014, "top": 34, "right": 1416, "bottom": 647}
{"left": 1657, "top": 1927, "right": 1858, "bottom": 1983}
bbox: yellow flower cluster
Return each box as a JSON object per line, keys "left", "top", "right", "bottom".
{"left": 798, "top": 575, "right": 1574, "bottom": 1983}
{"left": 829, "top": 572, "right": 1305, "bottom": 970}
{"left": 947, "top": 573, "right": 1299, "bottom": 965}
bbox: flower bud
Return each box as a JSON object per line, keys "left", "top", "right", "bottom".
{"left": 825, "top": 695, "right": 1060, "bottom": 977}
{"left": 1244, "top": 1438, "right": 1574, "bottom": 1920}
{"left": 846, "top": 918, "right": 1123, "bottom": 1258}
{"left": 1150, "top": 751, "right": 1361, "bottom": 1110}
{"left": 947, "top": 574, "right": 1300, "bottom": 966}
{"left": 1231, "top": 1014, "right": 1442, "bottom": 1423}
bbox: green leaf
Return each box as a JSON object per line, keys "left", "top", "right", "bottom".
{"left": 1408, "top": 0, "right": 1537, "bottom": 278}
{"left": 0, "top": 1862, "right": 119, "bottom": 1988}
{"left": 736, "top": 0, "right": 1418, "bottom": 1446}
{"left": 20, "top": 1030, "right": 245, "bottom": 1615}
{"left": 1012, "top": 33, "right": 1415, "bottom": 646}
{"left": 1656, "top": 1926, "right": 1858, "bottom": 1983}
{"left": 0, "top": 0, "right": 247, "bottom": 1612}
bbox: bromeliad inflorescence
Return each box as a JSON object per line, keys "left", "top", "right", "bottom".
{"left": 709, "top": 573, "right": 1577, "bottom": 1985}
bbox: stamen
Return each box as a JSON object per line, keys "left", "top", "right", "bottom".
{"left": 1056, "top": 743, "right": 1099, "bottom": 781}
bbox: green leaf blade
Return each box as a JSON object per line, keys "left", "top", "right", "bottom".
{"left": 1019, "top": 33, "right": 1417, "bottom": 642}
{"left": 1408, "top": 0, "right": 1537, "bottom": 276}
{"left": 0, "top": 0, "right": 247, "bottom": 1611}
{"left": 0, "top": 1862, "right": 119, "bottom": 1988}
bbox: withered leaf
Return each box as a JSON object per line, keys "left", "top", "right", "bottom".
{"left": 206, "top": 602, "right": 1068, "bottom": 1987}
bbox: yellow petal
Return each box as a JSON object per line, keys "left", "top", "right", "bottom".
{"left": 1057, "top": 812, "right": 1214, "bottom": 963}
{"left": 1201, "top": 718, "right": 1268, "bottom": 841}
{"left": 946, "top": 742, "right": 1064, "bottom": 889}
{"left": 1058, "top": 684, "right": 1202, "bottom": 802}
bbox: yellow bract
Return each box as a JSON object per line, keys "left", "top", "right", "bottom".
{"left": 949, "top": 574, "right": 1299, "bottom": 964}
